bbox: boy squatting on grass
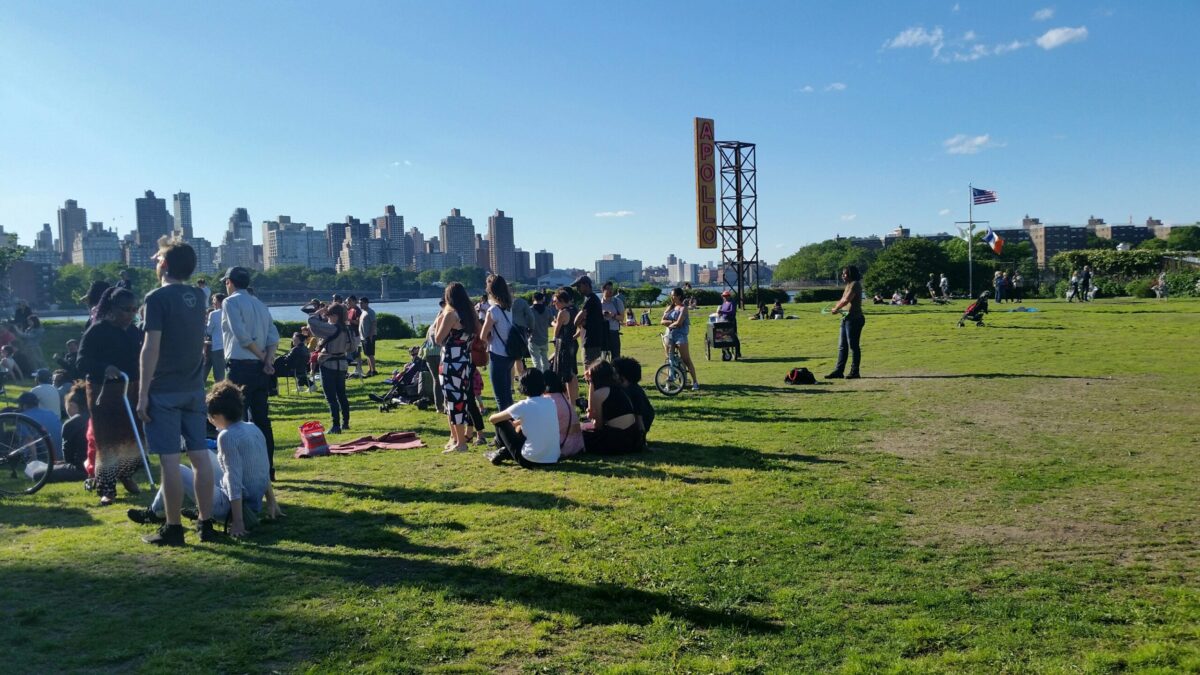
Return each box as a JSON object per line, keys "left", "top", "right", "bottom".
{"left": 128, "top": 379, "right": 283, "bottom": 540}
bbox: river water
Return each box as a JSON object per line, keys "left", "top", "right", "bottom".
{"left": 49, "top": 298, "right": 448, "bottom": 328}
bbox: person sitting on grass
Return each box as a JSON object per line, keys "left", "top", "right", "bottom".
{"left": 543, "top": 370, "right": 584, "bottom": 459}
{"left": 54, "top": 339, "right": 82, "bottom": 381}
{"left": 486, "top": 368, "right": 561, "bottom": 468}
{"left": 29, "top": 368, "right": 62, "bottom": 418}
{"left": 612, "top": 357, "right": 654, "bottom": 450}
{"left": 581, "top": 360, "right": 643, "bottom": 454}
{"left": 16, "top": 391, "right": 63, "bottom": 464}
{"left": 771, "top": 301, "right": 784, "bottom": 319}
{"left": 128, "top": 381, "right": 282, "bottom": 537}
{"left": 50, "top": 382, "right": 90, "bottom": 482}
{"left": 53, "top": 369, "right": 72, "bottom": 417}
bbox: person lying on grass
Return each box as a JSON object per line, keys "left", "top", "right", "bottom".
{"left": 128, "top": 381, "right": 282, "bottom": 538}
{"left": 486, "top": 368, "right": 560, "bottom": 468}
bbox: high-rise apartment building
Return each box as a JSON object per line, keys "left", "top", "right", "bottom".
{"left": 439, "top": 208, "right": 475, "bottom": 267}
{"left": 56, "top": 199, "right": 88, "bottom": 264}
{"left": 487, "top": 209, "right": 516, "bottom": 280}
{"left": 72, "top": 222, "right": 123, "bottom": 267}
{"left": 262, "top": 217, "right": 333, "bottom": 271}
{"left": 406, "top": 227, "right": 425, "bottom": 270}
{"left": 534, "top": 250, "right": 554, "bottom": 278}
{"left": 514, "top": 248, "right": 532, "bottom": 282}
{"left": 135, "top": 190, "right": 172, "bottom": 245}
{"left": 173, "top": 192, "right": 193, "bottom": 239}
{"left": 373, "top": 205, "right": 410, "bottom": 269}
{"left": 338, "top": 216, "right": 384, "bottom": 272}
{"left": 1022, "top": 216, "right": 1087, "bottom": 268}
{"left": 217, "top": 207, "right": 256, "bottom": 270}
{"left": 475, "top": 234, "right": 490, "bottom": 270}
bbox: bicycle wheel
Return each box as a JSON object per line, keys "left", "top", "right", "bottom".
{"left": 704, "top": 337, "right": 712, "bottom": 361}
{"left": 654, "top": 364, "right": 685, "bottom": 397}
{"left": 0, "top": 412, "right": 55, "bottom": 496}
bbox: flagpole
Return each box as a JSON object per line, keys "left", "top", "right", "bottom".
{"left": 968, "top": 184, "right": 974, "bottom": 298}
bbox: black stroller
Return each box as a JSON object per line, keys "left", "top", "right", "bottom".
{"left": 369, "top": 352, "right": 434, "bottom": 412}
{"left": 957, "top": 291, "right": 990, "bottom": 327}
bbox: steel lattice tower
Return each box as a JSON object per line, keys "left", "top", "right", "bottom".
{"left": 716, "top": 141, "right": 759, "bottom": 308}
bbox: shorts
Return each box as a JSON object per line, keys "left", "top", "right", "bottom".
{"left": 666, "top": 331, "right": 688, "bottom": 346}
{"left": 362, "top": 337, "right": 376, "bottom": 357}
{"left": 145, "top": 389, "right": 207, "bottom": 455}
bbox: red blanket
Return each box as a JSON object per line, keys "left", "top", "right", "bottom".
{"left": 294, "top": 431, "right": 425, "bottom": 459}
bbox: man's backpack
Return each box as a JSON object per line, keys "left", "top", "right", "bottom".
{"left": 785, "top": 367, "right": 816, "bottom": 385}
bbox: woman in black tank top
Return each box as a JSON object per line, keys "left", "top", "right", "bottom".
{"left": 825, "top": 265, "right": 866, "bottom": 380}
{"left": 582, "top": 360, "right": 643, "bottom": 454}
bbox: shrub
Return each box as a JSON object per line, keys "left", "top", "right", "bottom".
{"left": 792, "top": 288, "right": 842, "bottom": 303}
{"left": 1125, "top": 278, "right": 1157, "bottom": 298}
{"left": 376, "top": 313, "right": 414, "bottom": 339}
{"left": 1092, "top": 278, "right": 1127, "bottom": 298}
{"left": 1165, "top": 270, "right": 1200, "bottom": 297}
{"left": 275, "top": 320, "right": 305, "bottom": 338}
{"left": 751, "top": 288, "right": 791, "bottom": 305}
{"left": 683, "top": 289, "right": 723, "bottom": 306}
{"left": 862, "top": 239, "right": 951, "bottom": 297}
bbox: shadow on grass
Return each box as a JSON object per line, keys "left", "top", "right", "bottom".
{"left": 207, "top": 542, "right": 781, "bottom": 635}
{"left": 697, "top": 383, "right": 875, "bottom": 397}
{"left": 553, "top": 441, "right": 846, "bottom": 480}
{"left": 864, "top": 373, "right": 1101, "bottom": 380}
{"left": 0, "top": 503, "right": 98, "bottom": 528}
{"left": 731, "top": 356, "right": 812, "bottom": 364}
{"left": 279, "top": 479, "right": 589, "bottom": 510}
{"left": 988, "top": 325, "right": 1066, "bottom": 331}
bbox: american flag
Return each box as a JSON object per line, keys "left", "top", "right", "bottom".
{"left": 972, "top": 187, "right": 998, "bottom": 205}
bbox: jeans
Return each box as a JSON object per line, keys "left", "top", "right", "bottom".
{"left": 489, "top": 352, "right": 515, "bottom": 411}
{"left": 227, "top": 360, "right": 276, "bottom": 476}
{"left": 151, "top": 454, "right": 230, "bottom": 520}
{"left": 529, "top": 342, "right": 550, "bottom": 372}
{"left": 320, "top": 366, "right": 350, "bottom": 427}
{"left": 834, "top": 313, "right": 865, "bottom": 375}
{"left": 204, "top": 348, "right": 225, "bottom": 382}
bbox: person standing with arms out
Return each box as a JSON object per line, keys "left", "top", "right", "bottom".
{"left": 825, "top": 265, "right": 866, "bottom": 380}
{"left": 717, "top": 289, "right": 742, "bottom": 359}
{"left": 219, "top": 266, "right": 280, "bottom": 480}
{"left": 204, "top": 293, "right": 226, "bottom": 383}
{"left": 572, "top": 275, "right": 607, "bottom": 370}
{"left": 480, "top": 275, "right": 518, "bottom": 412}
{"left": 359, "top": 297, "right": 378, "bottom": 377}
{"left": 307, "top": 303, "right": 353, "bottom": 434}
{"left": 527, "top": 292, "right": 553, "bottom": 373}
{"left": 137, "top": 236, "right": 215, "bottom": 545}
{"left": 661, "top": 287, "right": 700, "bottom": 390}
{"left": 434, "top": 282, "right": 479, "bottom": 453}
{"left": 600, "top": 281, "right": 625, "bottom": 360}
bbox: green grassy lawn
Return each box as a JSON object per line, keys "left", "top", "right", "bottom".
{"left": 3, "top": 299, "right": 1199, "bottom": 673}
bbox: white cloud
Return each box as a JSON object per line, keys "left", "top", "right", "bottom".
{"left": 950, "top": 44, "right": 990, "bottom": 62}
{"left": 594, "top": 210, "right": 635, "bottom": 218}
{"left": 404, "top": 159, "right": 412, "bottom": 166}
{"left": 962, "top": 30, "right": 977, "bottom": 42}
{"left": 943, "top": 133, "right": 1002, "bottom": 155}
{"left": 799, "top": 85, "right": 815, "bottom": 93}
{"left": 951, "top": 3, "right": 960, "bottom": 12}
{"left": 825, "top": 82, "right": 847, "bottom": 92}
{"left": 840, "top": 214, "right": 857, "bottom": 221}
{"left": 945, "top": 39, "right": 1026, "bottom": 62}
{"left": 1033, "top": 7, "right": 1055, "bottom": 21}
{"left": 1037, "top": 26, "right": 1088, "bottom": 49}
{"left": 391, "top": 161, "right": 401, "bottom": 167}
{"left": 939, "top": 208, "right": 952, "bottom": 216}
{"left": 993, "top": 40, "right": 1026, "bottom": 54}
{"left": 882, "top": 26, "right": 945, "bottom": 57}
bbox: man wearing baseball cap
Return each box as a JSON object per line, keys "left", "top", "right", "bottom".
{"left": 220, "top": 266, "right": 280, "bottom": 480}
{"left": 571, "top": 275, "right": 607, "bottom": 368}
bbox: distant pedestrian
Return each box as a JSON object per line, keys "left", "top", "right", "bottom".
{"left": 510, "top": 290, "right": 535, "bottom": 377}
{"left": 359, "top": 297, "right": 378, "bottom": 377}
{"left": 825, "top": 265, "right": 865, "bottom": 380}
{"left": 717, "top": 290, "right": 742, "bottom": 359}
{"left": 480, "top": 275, "right": 517, "bottom": 411}
{"left": 346, "top": 296, "right": 364, "bottom": 378}
{"left": 1154, "top": 271, "right": 1168, "bottom": 299}
{"left": 600, "top": 281, "right": 625, "bottom": 360}
{"left": 308, "top": 303, "right": 353, "bottom": 434}
{"left": 1080, "top": 265, "right": 1093, "bottom": 302}
{"left": 1012, "top": 272, "right": 1024, "bottom": 303}
{"left": 549, "top": 288, "right": 580, "bottom": 405}
{"left": 993, "top": 271, "right": 1006, "bottom": 303}
{"left": 203, "top": 293, "right": 227, "bottom": 383}
{"left": 1068, "top": 270, "right": 1080, "bottom": 301}
{"left": 528, "top": 292, "right": 553, "bottom": 372}
{"left": 939, "top": 273, "right": 950, "bottom": 300}
{"left": 573, "top": 275, "right": 607, "bottom": 367}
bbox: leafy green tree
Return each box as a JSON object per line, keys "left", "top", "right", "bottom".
{"left": 1086, "top": 233, "right": 1120, "bottom": 250}
{"left": 1166, "top": 225, "right": 1200, "bottom": 251}
{"left": 441, "top": 266, "right": 486, "bottom": 289}
{"left": 1137, "top": 237, "right": 1168, "bottom": 251}
{"left": 862, "top": 238, "right": 950, "bottom": 296}
{"left": 775, "top": 239, "right": 876, "bottom": 282}
{"left": 417, "top": 270, "right": 441, "bottom": 286}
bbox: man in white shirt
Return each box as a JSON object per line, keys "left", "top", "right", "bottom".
{"left": 486, "top": 369, "right": 560, "bottom": 468}
{"left": 219, "top": 266, "right": 280, "bottom": 480}
{"left": 29, "top": 368, "right": 62, "bottom": 418}
{"left": 204, "top": 293, "right": 226, "bottom": 382}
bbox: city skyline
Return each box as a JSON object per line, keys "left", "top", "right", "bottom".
{"left": 2, "top": 2, "right": 1198, "bottom": 268}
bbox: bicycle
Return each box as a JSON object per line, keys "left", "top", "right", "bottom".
{"left": 654, "top": 331, "right": 690, "bottom": 396}
{"left": 0, "top": 412, "right": 55, "bottom": 496}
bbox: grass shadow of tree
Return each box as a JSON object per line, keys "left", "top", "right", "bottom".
{"left": 0, "top": 503, "right": 98, "bottom": 528}
{"left": 278, "top": 480, "right": 592, "bottom": 511}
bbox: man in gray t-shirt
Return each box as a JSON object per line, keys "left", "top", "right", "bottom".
{"left": 510, "top": 295, "right": 535, "bottom": 376}
{"left": 600, "top": 282, "right": 626, "bottom": 360}
{"left": 527, "top": 293, "right": 554, "bottom": 372}
{"left": 137, "top": 238, "right": 217, "bottom": 546}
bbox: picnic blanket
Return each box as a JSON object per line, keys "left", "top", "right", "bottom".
{"left": 294, "top": 431, "right": 425, "bottom": 459}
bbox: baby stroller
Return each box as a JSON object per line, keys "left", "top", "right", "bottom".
{"left": 957, "top": 291, "right": 990, "bottom": 327}
{"left": 369, "top": 355, "right": 434, "bottom": 412}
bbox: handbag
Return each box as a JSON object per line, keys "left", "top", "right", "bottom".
{"left": 470, "top": 335, "right": 489, "bottom": 368}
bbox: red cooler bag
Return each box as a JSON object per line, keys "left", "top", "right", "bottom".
{"left": 299, "top": 421, "right": 330, "bottom": 457}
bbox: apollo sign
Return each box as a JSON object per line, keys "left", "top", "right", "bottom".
{"left": 694, "top": 117, "right": 717, "bottom": 249}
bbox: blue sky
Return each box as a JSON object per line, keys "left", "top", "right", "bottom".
{"left": 2, "top": 1, "right": 1197, "bottom": 268}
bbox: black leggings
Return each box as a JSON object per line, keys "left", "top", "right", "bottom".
{"left": 582, "top": 424, "right": 644, "bottom": 455}
{"left": 493, "top": 420, "right": 552, "bottom": 469}
{"left": 466, "top": 394, "right": 485, "bottom": 432}
{"left": 320, "top": 365, "right": 350, "bottom": 426}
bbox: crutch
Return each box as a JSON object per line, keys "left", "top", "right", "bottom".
{"left": 99, "top": 372, "right": 156, "bottom": 489}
